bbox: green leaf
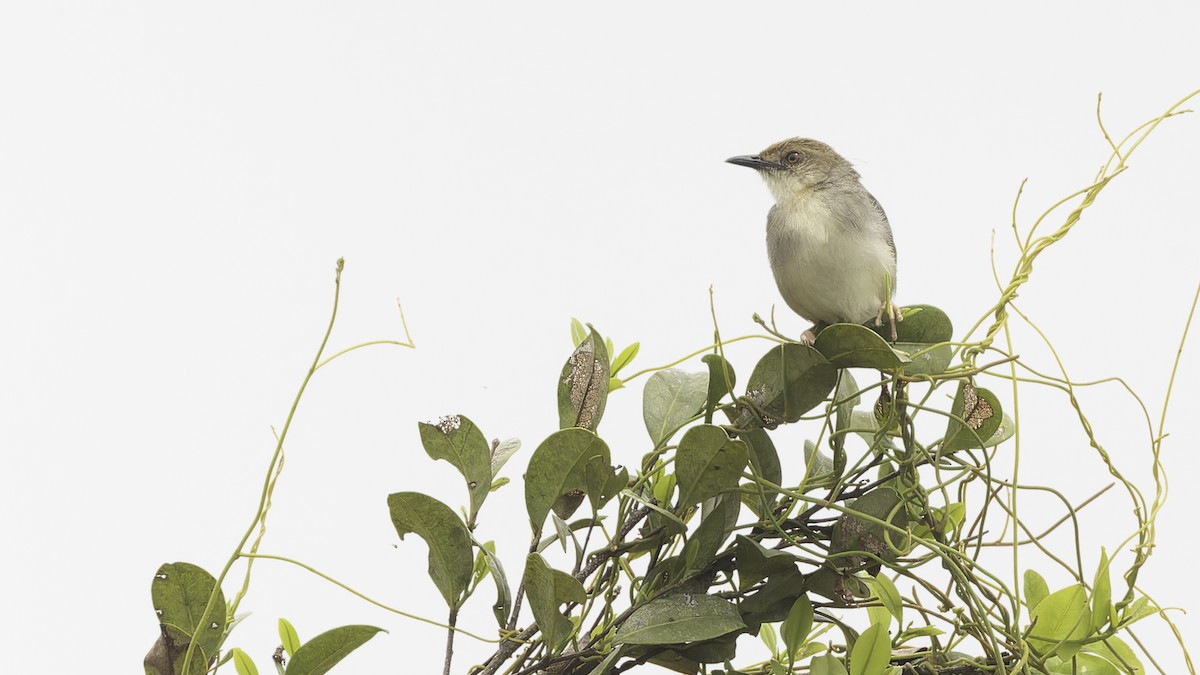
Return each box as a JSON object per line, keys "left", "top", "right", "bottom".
{"left": 894, "top": 343, "right": 953, "bottom": 376}
{"left": 1116, "top": 596, "right": 1157, "bottom": 627}
{"left": 740, "top": 567, "right": 807, "bottom": 629}
{"left": 558, "top": 327, "right": 610, "bottom": 431}
{"left": 760, "top": 622, "right": 779, "bottom": 655}
{"left": 803, "top": 439, "right": 838, "bottom": 487}
{"left": 744, "top": 427, "right": 782, "bottom": 487}
{"left": 614, "top": 593, "right": 745, "bottom": 645}
{"left": 524, "top": 427, "right": 611, "bottom": 530}
{"left": 882, "top": 304, "right": 953, "bottom": 343}
{"left": 147, "top": 562, "right": 226, "bottom": 674}
{"left": 831, "top": 487, "right": 906, "bottom": 565}
{"left": 643, "top": 368, "right": 710, "bottom": 446}
{"left": 676, "top": 632, "right": 740, "bottom": 663}
{"left": 814, "top": 323, "right": 909, "bottom": 370}
{"left": 1024, "top": 569, "right": 1050, "bottom": 610}
{"left": 611, "top": 341, "right": 641, "bottom": 376}
{"left": 417, "top": 415, "right": 492, "bottom": 522}
{"left": 942, "top": 382, "right": 1003, "bottom": 452}
{"left": 684, "top": 493, "right": 740, "bottom": 575}
{"left": 231, "top": 648, "right": 258, "bottom": 675}
{"left": 675, "top": 424, "right": 749, "bottom": 507}
{"left": 735, "top": 535, "right": 798, "bottom": 589}
{"left": 702, "top": 353, "right": 737, "bottom": 410}
{"left": 386, "top": 492, "right": 474, "bottom": 608}
{"left": 524, "top": 554, "right": 586, "bottom": 652}
{"left": 279, "top": 618, "right": 301, "bottom": 657}
{"left": 1044, "top": 652, "right": 1120, "bottom": 675}
{"left": 490, "top": 437, "right": 521, "bottom": 476}
{"left": 1091, "top": 549, "right": 1112, "bottom": 632}
{"left": 584, "top": 458, "right": 626, "bottom": 512}
{"left": 736, "top": 343, "right": 837, "bottom": 429}
{"left": 569, "top": 317, "right": 587, "bottom": 346}
{"left": 285, "top": 625, "right": 384, "bottom": 675}
{"left": 810, "top": 652, "right": 850, "bottom": 675}
{"left": 1083, "top": 635, "right": 1143, "bottom": 674}
{"left": 871, "top": 572, "right": 903, "bottom": 626}
{"left": 473, "top": 538, "right": 512, "bottom": 627}
{"left": 780, "top": 595, "right": 814, "bottom": 660}
{"left": 1028, "top": 584, "right": 1092, "bottom": 658}
{"left": 849, "top": 622, "right": 891, "bottom": 675}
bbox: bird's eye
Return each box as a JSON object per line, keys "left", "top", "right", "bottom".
{"left": 785, "top": 151, "right": 802, "bottom": 164}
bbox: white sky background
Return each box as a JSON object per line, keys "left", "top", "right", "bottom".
{"left": 2, "top": 3, "right": 1199, "bottom": 673}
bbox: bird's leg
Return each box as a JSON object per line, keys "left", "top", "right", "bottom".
{"left": 800, "top": 327, "right": 818, "bottom": 346}
{"left": 875, "top": 302, "right": 903, "bottom": 341}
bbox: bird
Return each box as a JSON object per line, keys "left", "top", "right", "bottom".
{"left": 727, "top": 137, "right": 900, "bottom": 345}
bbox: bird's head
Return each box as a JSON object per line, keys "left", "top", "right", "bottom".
{"left": 727, "top": 137, "right": 859, "bottom": 202}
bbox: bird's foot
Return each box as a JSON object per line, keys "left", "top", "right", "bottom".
{"left": 875, "top": 302, "right": 903, "bottom": 341}
{"left": 800, "top": 327, "right": 818, "bottom": 346}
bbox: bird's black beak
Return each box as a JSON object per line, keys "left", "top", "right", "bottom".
{"left": 726, "top": 154, "right": 783, "bottom": 171}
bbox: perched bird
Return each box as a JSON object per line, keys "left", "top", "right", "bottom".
{"left": 727, "top": 138, "right": 901, "bottom": 345}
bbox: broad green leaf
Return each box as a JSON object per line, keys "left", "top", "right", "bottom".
{"left": 614, "top": 593, "right": 745, "bottom": 645}
{"left": 881, "top": 304, "right": 953, "bottom": 343}
{"left": 803, "top": 439, "right": 837, "bottom": 487}
{"left": 1024, "top": 570, "right": 1050, "bottom": 610}
{"left": 1092, "top": 549, "right": 1112, "bottom": 632}
{"left": 702, "top": 353, "right": 737, "bottom": 412}
{"left": 285, "top": 625, "right": 384, "bottom": 675}
{"left": 147, "top": 561, "right": 225, "bottom": 675}
{"left": 831, "top": 487, "right": 906, "bottom": 565}
{"left": 871, "top": 572, "right": 903, "bottom": 626}
{"left": 676, "top": 632, "right": 739, "bottom": 663}
{"left": 584, "top": 458, "right": 626, "bottom": 512}
{"left": 525, "top": 428, "right": 611, "bottom": 529}
{"left": 386, "top": 492, "right": 473, "bottom": 608}
{"left": 643, "top": 555, "right": 686, "bottom": 596}
{"left": 643, "top": 368, "right": 710, "bottom": 446}
{"left": 675, "top": 424, "right": 749, "bottom": 507}
{"left": 417, "top": 415, "right": 492, "bottom": 522}
{"left": 781, "top": 595, "right": 814, "bottom": 660}
{"left": 684, "top": 493, "right": 740, "bottom": 575}
{"left": 814, "top": 323, "right": 909, "bottom": 370}
{"left": 558, "top": 328, "right": 609, "bottom": 431}
{"left": 810, "top": 652, "right": 850, "bottom": 675}
{"left": 279, "top": 618, "right": 301, "bottom": 656}
{"left": 231, "top": 648, "right": 258, "bottom": 675}
{"left": 849, "top": 622, "right": 891, "bottom": 675}
{"left": 942, "top": 382, "right": 1003, "bottom": 452}
{"left": 738, "top": 567, "right": 807, "bottom": 630}
{"left": 1029, "top": 584, "right": 1091, "bottom": 658}
{"left": 1083, "top": 635, "right": 1143, "bottom": 674}
{"left": 744, "top": 427, "right": 782, "bottom": 487}
{"left": 1044, "top": 652, "right": 1120, "bottom": 675}
{"left": 736, "top": 343, "right": 837, "bottom": 429}
{"left": 895, "top": 343, "right": 953, "bottom": 376}
{"left": 735, "top": 535, "right": 798, "bottom": 589}
{"left": 524, "top": 554, "right": 586, "bottom": 652}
